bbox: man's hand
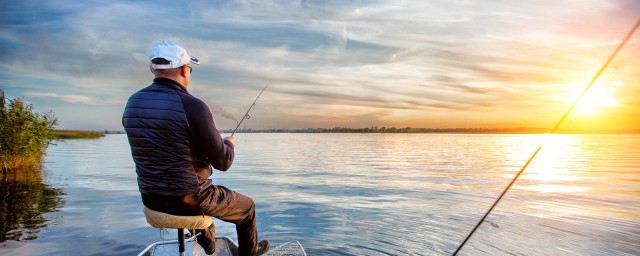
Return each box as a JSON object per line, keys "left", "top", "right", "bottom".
{"left": 224, "top": 136, "right": 237, "bottom": 147}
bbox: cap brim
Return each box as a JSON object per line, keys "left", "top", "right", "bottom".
{"left": 190, "top": 57, "right": 200, "bottom": 65}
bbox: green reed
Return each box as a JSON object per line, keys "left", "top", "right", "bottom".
{"left": 0, "top": 90, "right": 57, "bottom": 171}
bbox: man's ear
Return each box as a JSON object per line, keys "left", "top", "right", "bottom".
{"left": 181, "top": 66, "right": 189, "bottom": 77}
{"left": 150, "top": 67, "right": 155, "bottom": 75}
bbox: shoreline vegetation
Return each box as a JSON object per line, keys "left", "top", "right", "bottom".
{"left": 52, "top": 130, "right": 105, "bottom": 139}
{"left": 1, "top": 90, "right": 105, "bottom": 171}
{"left": 1, "top": 91, "right": 56, "bottom": 171}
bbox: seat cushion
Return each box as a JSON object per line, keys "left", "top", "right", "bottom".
{"left": 143, "top": 207, "right": 213, "bottom": 229}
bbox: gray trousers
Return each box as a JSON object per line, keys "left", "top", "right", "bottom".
{"left": 196, "top": 185, "right": 259, "bottom": 256}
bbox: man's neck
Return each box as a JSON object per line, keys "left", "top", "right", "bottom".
{"left": 155, "top": 75, "right": 188, "bottom": 90}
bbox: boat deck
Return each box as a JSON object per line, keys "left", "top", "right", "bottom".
{"left": 138, "top": 236, "right": 306, "bottom": 256}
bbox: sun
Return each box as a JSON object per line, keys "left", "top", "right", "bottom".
{"left": 573, "top": 78, "right": 622, "bottom": 115}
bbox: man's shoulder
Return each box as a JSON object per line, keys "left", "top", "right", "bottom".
{"left": 125, "top": 85, "right": 188, "bottom": 113}
{"left": 176, "top": 91, "right": 209, "bottom": 113}
{"left": 126, "top": 84, "right": 151, "bottom": 100}
{"left": 129, "top": 83, "right": 160, "bottom": 95}
{"left": 129, "top": 84, "right": 178, "bottom": 99}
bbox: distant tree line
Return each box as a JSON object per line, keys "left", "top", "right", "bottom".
{"left": 321, "top": 127, "right": 552, "bottom": 133}
{"left": 225, "top": 126, "right": 638, "bottom": 134}
{"left": 228, "top": 127, "right": 535, "bottom": 133}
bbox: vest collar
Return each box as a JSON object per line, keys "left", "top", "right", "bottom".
{"left": 153, "top": 77, "right": 187, "bottom": 92}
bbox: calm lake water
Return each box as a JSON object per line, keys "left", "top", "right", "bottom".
{"left": 1, "top": 133, "right": 639, "bottom": 255}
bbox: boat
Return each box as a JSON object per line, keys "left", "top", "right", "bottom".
{"left": 138, "top": 235, "right": 307, "bottom": 256}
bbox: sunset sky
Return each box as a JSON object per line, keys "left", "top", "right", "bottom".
{"left": 1, "top": 0, "right": 639, "bottom": 131}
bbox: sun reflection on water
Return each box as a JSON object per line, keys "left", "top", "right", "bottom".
{"left": 517, "top": 134, "right": 588, "bottom": 193}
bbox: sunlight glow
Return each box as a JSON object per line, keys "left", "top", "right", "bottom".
{"left": 573, "top": 78, "right": 622, "bottom": 116}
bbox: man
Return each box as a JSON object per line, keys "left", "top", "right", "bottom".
{"left": 122, "top": 40, "right": 269, "bottom": 256}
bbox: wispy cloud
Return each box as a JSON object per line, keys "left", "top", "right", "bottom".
{"left": 24, "top": 92, "right": 123, "bottom": 105}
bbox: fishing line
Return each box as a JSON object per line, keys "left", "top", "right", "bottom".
{"left": 452, "top": 18, "right": 640, "bottom": 256}
{"left": 231, "top": 85, "right": 268, "bottom": 136}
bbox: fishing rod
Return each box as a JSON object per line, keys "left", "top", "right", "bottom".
{"left": 452, "top": 18, "right": 640, "bottom": 256}
{"left": 231, "top": 85, "right": 269, "bottom": 136}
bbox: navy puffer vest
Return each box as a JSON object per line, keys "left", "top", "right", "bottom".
{"left": 123, "top": 80, "right": 199, "bottom": 195}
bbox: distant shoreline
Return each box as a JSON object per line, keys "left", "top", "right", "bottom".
{"left": 52, "top": 130, "right": 105, "bottom": 139}
{"left": 221, "top": 127, "right": 640, "bottom": 134}
{"left": 100, "top": 128, "right": 640, "bottom": 135}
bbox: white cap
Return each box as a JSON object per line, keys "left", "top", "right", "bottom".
{"left": 149, "top": 40, "right": 200, "bottom": 69}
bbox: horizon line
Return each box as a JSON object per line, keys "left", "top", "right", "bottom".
{"left": 66, "top": 127, "right": 640, "bottom": 134}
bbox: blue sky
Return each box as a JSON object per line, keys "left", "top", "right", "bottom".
{"left": 1, "top": 0, "right": 639, "bottom": 130}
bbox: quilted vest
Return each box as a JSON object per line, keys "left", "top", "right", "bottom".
{"left": 122, "top": 81, "right": 200, "bottom": 195}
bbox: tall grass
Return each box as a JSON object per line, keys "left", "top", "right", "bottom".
{"left": 0, "top": 90, "right": 57, "bottom": 171}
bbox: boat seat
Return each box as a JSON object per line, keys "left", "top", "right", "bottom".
{"left": 143, "top": 207, "right": 213, "bottom": 256}
{"left": 143, "top": 207, "right": 212, "bottom": 229}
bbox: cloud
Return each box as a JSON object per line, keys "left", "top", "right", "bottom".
{"left": 24, "top": 92, "right": 122, "bottom": 105}
{"left": 24, "top": 92, "right": 96, "bottom": 104}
